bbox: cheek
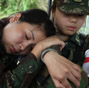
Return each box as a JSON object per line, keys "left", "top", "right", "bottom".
{"left": 6, "top": 35, "right": 19, "bottom": 43}
{"left": 55, "top": 18, "right": 66, "bottom": 33}
{"left": 11, "top": 31, "right": 25, "bottom": 43}
{"left": 54, "top": 14, "right": 67, "bottom": 29}
{"left": 3, "top": 33, "right": 23, "bottom": 45}
{"left": 77, "top": 19, "right": 85, "bottom": 30}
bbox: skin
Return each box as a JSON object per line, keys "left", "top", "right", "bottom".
{"left": 2, "top": 13, "right": 66, "bottom": 88}
{"left": 53, "top": 8, "right": 86, "bottom": 41}
{"left": 2, "top": 21, "right": 65, "bottom": 57}
{"left": 2, "top": 9, "right": 86, "bottom": 88}
{"left": 2, "top": 13, "right": 65, "bottom": 56}
{"left": 31, "top": 35, "right": 65, "bottom": 59}
{"left": 43, "top": 8, "right": 86, "bottom": 88}
{"left": 2, "top": 22, "right": 46, "bottom": 55}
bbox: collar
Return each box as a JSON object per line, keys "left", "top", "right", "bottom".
{"left": 56, "top": 33, "right": 81, "bottom": 46}
{"left": 67, "top": 33, "right": 81, "bottom": 46}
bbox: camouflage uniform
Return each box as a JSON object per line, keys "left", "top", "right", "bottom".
{"left": 0, "top": 53, "right": 42, "bottom": 88}
{"left": 30, "top": 33, "right": 89, "bottom": 88}
{"left": 0, "top": 34, "right": 89, "bottom": 88}
{"left": 0, "top": 0, "right": 89, "bottom": 88}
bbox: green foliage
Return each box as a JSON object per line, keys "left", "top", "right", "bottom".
{"left": 0, "top": 0, "right": 48, "bottom": 18}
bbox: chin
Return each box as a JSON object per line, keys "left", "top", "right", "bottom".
{"left": 66, "top": 32, "right": 75, "bottom": 36}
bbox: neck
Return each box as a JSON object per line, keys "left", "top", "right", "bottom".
{"left": 56, "top": 32, "right": 70, "bottom": 41}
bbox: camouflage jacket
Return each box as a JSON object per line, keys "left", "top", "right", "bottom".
{"left": 0, "top": 53, "right": 42, "bottom": 88}
{"left": 0, "top": 33, "right": 89, "bottom": 88}
{"left": 30, "top": 33, "right": 89, "bottom": 88}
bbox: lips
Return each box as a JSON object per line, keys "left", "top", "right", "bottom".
{"left": 67, "top": 26, "right": 76, "bottom": 31}
{"left": 10, "top": 44, "right": 35, "bottom": 54}
{"left": 11, "top": 47, "right": 16, "bottom": 53}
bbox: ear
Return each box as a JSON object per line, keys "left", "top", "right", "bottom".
{"left": 9, "top": 13, "right": 21, "bottom": 23}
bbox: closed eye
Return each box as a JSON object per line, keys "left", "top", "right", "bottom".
{"left": 25, "top": 34, "right": 29, "bottom": 40}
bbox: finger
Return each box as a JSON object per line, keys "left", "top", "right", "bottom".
{"left": 68, "top": 72, "right": 80, "bottom": 88}
{"left": 61, "top": 79, "right": 72, "bottom": 88}
{"left": 59, "top": 60, "right": 81, "bottom": 82}
{"left": 60, "top": 45, "right": 65, "bottom": 51}
{"left": 65, "top": 61, "right": 81, "bottom": 80}
{"left": 60, "top": 43, "right": 65, "bottom": 51}
{"left": 52, "top": 77, "right": 65, "bottom": 88}
{"left": 72, "top": 70, "right": 81, "bottom": 82}
{"left": 71, "top": 65, "right": 81, "bottom": 81}
{"left": 73, "top": 64, "right": 81, "bottom": 73}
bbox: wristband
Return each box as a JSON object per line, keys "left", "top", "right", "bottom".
{"left": 41, "top": 48, "right": 58, "bottom": 63}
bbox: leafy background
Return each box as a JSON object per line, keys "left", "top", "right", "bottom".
{"left": 0, "top": 0, "right": 89, "bottom": 34}
{"left": 0, "top": 0, "right": 48, "bottom": 18}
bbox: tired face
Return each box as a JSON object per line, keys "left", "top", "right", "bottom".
{"left": 2, "top": 22, "right": 46, "bottom": 55}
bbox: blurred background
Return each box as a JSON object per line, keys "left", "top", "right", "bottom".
{"left": 0, "top": 0, "right": 89, "bottom": 34}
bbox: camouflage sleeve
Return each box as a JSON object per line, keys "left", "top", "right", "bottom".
{"left": 10, "top": 53, "right": 42, "bottom": 88}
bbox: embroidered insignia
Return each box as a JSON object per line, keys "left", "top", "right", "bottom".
{"left": 73, "top": 0, "right": 82, "bottom": 2}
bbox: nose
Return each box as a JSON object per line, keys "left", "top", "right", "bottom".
{"left": 69, "top": 15, "right": 78, "bottom": 23}
{"left": 18, "top": 41, "right": 34, "bottom": 51}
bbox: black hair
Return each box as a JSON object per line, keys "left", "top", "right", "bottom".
{"left": 19, "top": 9, "right": 56, "bottom": 37}
{"left": 0, "top": 17, "right": 18, "bottom": 71}
{"left": 0, "top": 9, "right": 56, "bottom": 71}
{"left": 0, "top": 17, "right": 10, "bottom": 54}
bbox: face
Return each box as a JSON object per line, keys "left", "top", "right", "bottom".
{"left": 2, "top": 22, "right": 46, "bottom": 55}
{"left": 52, "top": 8, "right": 86, "bottom": 36}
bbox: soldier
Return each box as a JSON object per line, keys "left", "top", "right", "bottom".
{"left": 0, "top": 1, "right": 89, "bottom": 88}
{"left": 10, "top": 1, "right": 89, "bottom": 88}
{"left": 0, "top": 8, "right": 77, "bottom": 88}
{"left": 33, "top": 0, "right": 89, "bottom": 88}
{"left": 0, "top": 9, "right": 65, "bottom": 88}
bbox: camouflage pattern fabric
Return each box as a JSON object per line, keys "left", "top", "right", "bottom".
{"left": 30, "top": 33, "right": 88, "bottom": 88}
{"left": 0, "top": 53, "right": 42, "bottom": 88}
{"left": 53, "top": 0, "right": 89, "bottom": 14}
{"left": 0, "top": 33, "right": 89, "bottom": 88}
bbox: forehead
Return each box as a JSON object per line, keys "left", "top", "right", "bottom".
{"left": 5, "top": 22, "right": 36, "bottom": 30}
{"left": 4, "top": 22, "right": 44, "bottom": 37}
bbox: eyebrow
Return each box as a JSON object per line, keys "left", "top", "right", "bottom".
{"left": 29, "top": 25, "right": 40, "bottom": 40}
{"left": 30, "top": 31, "right": 34, "bottom": 40}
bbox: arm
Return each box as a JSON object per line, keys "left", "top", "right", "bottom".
{"left": 31, "top": 36, "right": 81, "bottom": 88}
{"left": 43, "top": 51, "right": 81, "bottom": 88}
{"left": 10, "top": 53, "right": 41, "bottom": 88}
{"left": 31, "top": 36, "right": 65, "bottom": 59}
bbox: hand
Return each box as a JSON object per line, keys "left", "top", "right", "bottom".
{"left": 31, "top": 36, "right": 65, "bottom": 59}
{"left": 43, "top": 51, "right": 81, "bottom": 88}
